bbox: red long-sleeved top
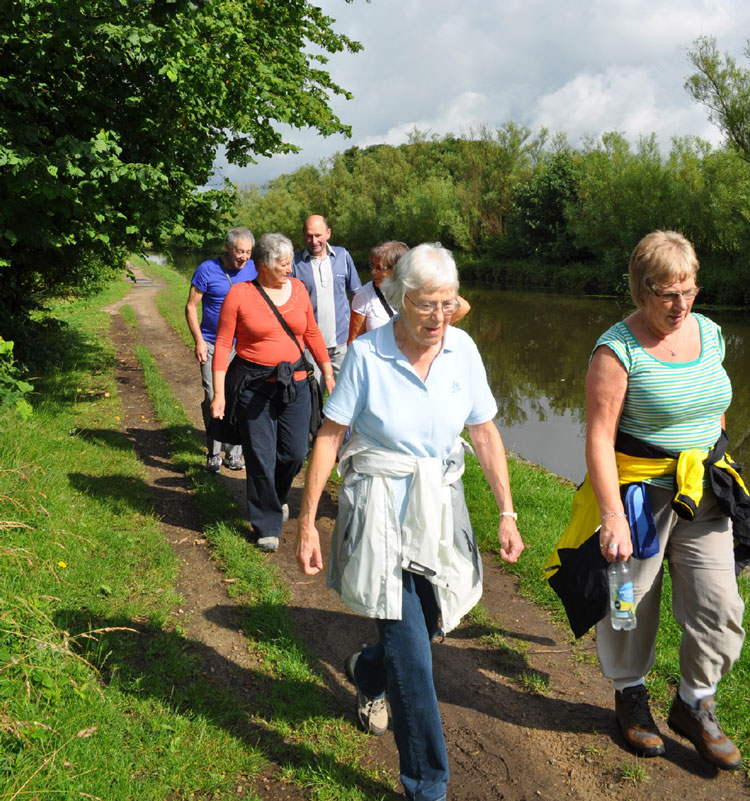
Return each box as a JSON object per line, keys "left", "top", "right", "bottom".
{"left": 213, "top": 279, "right": 329, "bottom": 378}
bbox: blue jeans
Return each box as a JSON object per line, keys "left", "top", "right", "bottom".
{"left": 236, "top": 378, "right": 310, "bottom": 538}
{"left": 354, "top": 572, "right": 449, "bottom": 801}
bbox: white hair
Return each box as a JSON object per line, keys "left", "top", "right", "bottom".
{"left": 382, "top": 243, "right": 459, "bottom": 310}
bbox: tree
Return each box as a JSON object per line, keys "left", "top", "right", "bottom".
{"left": 0, "top": 0, "right": 362, "bottom": 334}
{"left": 506, "top": 149, "right": 586, "bottom": 263}
{"left": 686, "top": 36, "right": 750, "bottom": 162}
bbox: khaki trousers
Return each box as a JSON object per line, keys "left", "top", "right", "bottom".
{"left": 596, "top": 485, "right": 745, "bottom": 691}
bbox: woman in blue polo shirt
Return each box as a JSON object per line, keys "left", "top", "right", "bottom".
{"left": 295, "top": 243, "right": 523, "bottom": 801}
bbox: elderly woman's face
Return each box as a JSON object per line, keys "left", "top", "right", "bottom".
{"left": 642, "top": 277, "right": 699, "bottom": 336}
{"left": 260, "top": 254, "right": 293, "bottom": 288}
{"left": 400, "top": 283, "right": 458, "bottom": 348}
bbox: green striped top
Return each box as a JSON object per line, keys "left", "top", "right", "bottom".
{"left": 595, "top": 313, "right": 732, "bottom": 489}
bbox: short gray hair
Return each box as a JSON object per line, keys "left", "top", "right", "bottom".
{"left": 382, "top": 243, "right": 459, "bottom": 311}
{"left": 254, "top": 233, "right": 294, "bottom": 268}
{"left": 225, "top": 226, "right": 254, "bottom": 249}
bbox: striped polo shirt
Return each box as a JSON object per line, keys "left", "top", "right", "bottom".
{"left": 595, "top": 313, "right": 732, "bottom": 489}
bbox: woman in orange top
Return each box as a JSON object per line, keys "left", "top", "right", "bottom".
{"left": 212, "top": 233, "right": 335, "bottom": 552}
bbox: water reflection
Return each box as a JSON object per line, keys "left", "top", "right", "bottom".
{"left": 460, "top": 285, "right": 750, "bottom": 483}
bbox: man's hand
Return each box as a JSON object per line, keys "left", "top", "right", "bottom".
{"left": 194, "top": 339, "right": 208, "bottom": 364}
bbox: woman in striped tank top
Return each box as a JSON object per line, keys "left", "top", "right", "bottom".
{"left": 586, "top": 231, "right": 744, "bottom": 769}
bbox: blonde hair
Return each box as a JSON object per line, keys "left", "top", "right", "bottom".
{"left": 629, "top": 230, "right": 699, "bottom": 307}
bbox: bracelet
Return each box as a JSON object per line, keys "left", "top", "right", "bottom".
{"left": 322, "top": 373, "right": 333, "bottom": 380}
{"left": 600, "top": 512, "right": 627, "bottom": 522}
{"left": 499, "top": 511, "right": 517, "bottom": 521}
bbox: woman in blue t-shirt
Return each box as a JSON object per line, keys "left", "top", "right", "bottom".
{"left": 296, "top": 242, "right": 523, "bottom": 801}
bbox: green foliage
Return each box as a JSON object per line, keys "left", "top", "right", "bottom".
{"left": 686, "top": 36, "right": 750, "bottom": 163}
{"left": 232, "top": 122, "right": 750, "bottom": 304}
{"left": 506, "top": 149, "right": 588, "bottom": 263}
{"left": 0, "top": 0, "right": 362, "bottom": 333}
{"left": 0, "top": 337, "right": 33, "bottom": 419}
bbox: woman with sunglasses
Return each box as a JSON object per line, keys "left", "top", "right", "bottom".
{"left": 348, "top": 241, "right": 470, "bottom": 344}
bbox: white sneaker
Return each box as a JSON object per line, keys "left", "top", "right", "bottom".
{"left": 256, "top": 536, "right": 279, "bottom": 553}
{"left": 204, "top": 454, "right": 222, "bottom": 473}
{"left": 344, "top": 650, "right": 388, "bottom": 735}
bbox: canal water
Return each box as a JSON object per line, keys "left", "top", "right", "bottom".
{"left": 459, "top": 284, "right": 750, "bottom": 483}
{"left": 167, "top": 252, "right": 749, "bottom": 484}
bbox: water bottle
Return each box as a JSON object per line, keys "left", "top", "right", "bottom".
{"left": 608, "top": 560, "right": 637, "bottom": 630}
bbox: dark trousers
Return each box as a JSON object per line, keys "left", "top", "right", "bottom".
{"left": 354, "top": 572, "right": 448, "bottom": 801}
{"left": 236, "top": 378, "right": 310, "bottom": 539}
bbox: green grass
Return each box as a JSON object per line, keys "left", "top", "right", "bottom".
{"left": 619, "top": 756, "right": 650, "bottom": 785}
{"left": 0, "top": 276, "right": 397, "bottom": 800}
{"left": 0, "top": 283, "right": 260, "bottom": 799}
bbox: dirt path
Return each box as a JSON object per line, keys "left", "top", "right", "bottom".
{"left": 104, "top": 269, "right": 747, "bottom": 801}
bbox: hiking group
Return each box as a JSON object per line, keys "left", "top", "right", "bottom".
{"left": 185, "top": 220, "right": 746, "bottom": 800}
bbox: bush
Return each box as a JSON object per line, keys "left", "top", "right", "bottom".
{"left": 0, "top": 338, "right": 33, "bottom": 419}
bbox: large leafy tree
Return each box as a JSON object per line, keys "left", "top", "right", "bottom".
{"left": 0, "top": 0, "right": 361, "bottom": 331}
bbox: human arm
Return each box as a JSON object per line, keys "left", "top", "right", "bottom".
{"left": 347, "top": 311, "right": 367, "bottom": 344}
{"left": 450, "top": 295, "right": 471, "bottom": 326}
{"left": 466, "top": 420, "right": 524, "bottom": 563}
{"left": 585, "top": 346, "right": 632, "bottom": 562}
{"left": 185, "top": 285, "right": 207, "bottom": 363}
{"left": 296, "top": 418, "right": 349, "bottom": 574}
{"left": 210, "top": 287, "right": 240, "bottom": 419}
{"left": 210, "top": 368, "right": 227, "bottom": 419}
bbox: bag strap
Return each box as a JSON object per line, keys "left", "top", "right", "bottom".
{"left": 373, "top": 283, "right": 395, "bottom": 318}
{"left": 219, "top": 257, "right": 235, "bottom": 289}
{"left": 251, "top": 279, "right": 306, "bottom": 361}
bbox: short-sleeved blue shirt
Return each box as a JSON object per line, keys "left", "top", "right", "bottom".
{"left": 324, "top": 318, "right": 498, "bottom": 460}
{"left": 190, "top": 257, "right": 258, "bottom": 343}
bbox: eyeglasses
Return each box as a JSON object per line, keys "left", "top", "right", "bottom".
{"left": 650, "top": 286, "right": 700, "bottom": 302}
{"left": 405, "top": 294, "right": 458, "bottom": 315}
{"left": 370, "top": 263, "right": 391, "bottom": 272}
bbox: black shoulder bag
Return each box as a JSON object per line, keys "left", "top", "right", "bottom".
{"left": 373, "top": 283, "right": 395, "bottom": 318}
{"left": 251, "top": 280, "right": 324, "bottom": 436}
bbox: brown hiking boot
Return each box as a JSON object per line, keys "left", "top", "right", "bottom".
{"left": 667, "top": 695, "right": 741, "bottom": 769}
{"left": 614, "top": 685, "right": 665, "bottom": 757}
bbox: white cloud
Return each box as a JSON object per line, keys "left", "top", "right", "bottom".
{"left": 216, "top": 0, "right": 750, "bottom": 187}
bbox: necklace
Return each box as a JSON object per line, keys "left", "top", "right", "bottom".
{"left": 658, "top": 339, "right": 677, "bottom": 357}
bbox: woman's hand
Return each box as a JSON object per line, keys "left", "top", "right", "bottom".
{"left": 319, "top": 361, "right": 335, "bottom": 396}
{"left": 599, "top": 514, "right": 633, "bottom": 562}
{"left": 210, "top": 395, "right": 225, "bottom": 419}
{"left": 498, "top": 516, "right": 524, "bottom": 563}
{"left": 296, "top": 522, "right": 324, "bottom": 575}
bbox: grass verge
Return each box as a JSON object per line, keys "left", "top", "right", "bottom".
{"left": 0, "top": 275, "right": 395, "bottom": 800}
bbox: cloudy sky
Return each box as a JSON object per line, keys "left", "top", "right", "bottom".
{"left": 212, "top": 0, "right": 750, "bottom": 188}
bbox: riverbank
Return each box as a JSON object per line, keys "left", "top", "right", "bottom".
{"left": 0, "top": 261, "right": 747, "bottom": 799}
